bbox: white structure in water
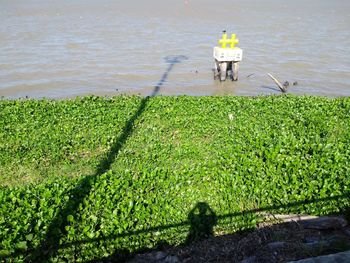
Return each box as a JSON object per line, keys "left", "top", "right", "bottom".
{"left": 213, "top": 31, "right": 243, "bottom": 81}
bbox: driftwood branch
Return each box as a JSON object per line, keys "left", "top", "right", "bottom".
{"left": 267, "top": 73, "right": 286, "bottom": 93}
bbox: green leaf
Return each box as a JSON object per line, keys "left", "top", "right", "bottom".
{"left": 67, "top": 215, "right": 74, "bottom": 223}
{"left": 16, "top": 241, "right": 28, "bottom": 250}
{"left": 26, "top": 234, "right": 33, "bottom": 241}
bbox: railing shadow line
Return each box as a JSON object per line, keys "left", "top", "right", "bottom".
{"left": 59, "top": 192, "right": 350, "bottom": 249}
{"left": 6, "top": 192, "right": 349, "bottom": 260}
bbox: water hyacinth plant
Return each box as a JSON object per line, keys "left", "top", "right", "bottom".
{"left": 0, "top": 95, "right": 349, "bottom": 261}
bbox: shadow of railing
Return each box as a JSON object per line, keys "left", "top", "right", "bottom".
{"left": 28, "top": 55, "right": 188, "bottom": 261}
{"left": 7, "top": 191, "right": 350, "bottom": 261}
{"left": 57, "top": 193, "right": 350, "bottom": 249}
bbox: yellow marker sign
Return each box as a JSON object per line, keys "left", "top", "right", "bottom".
{"left": 229, "top": 34, "right": 239, "bottom": 48}
{"left": 218, "top": 31, "right": 228, "bottom": 48}
{"left": 218, "top": 32, "right": 239, "bottom": 49}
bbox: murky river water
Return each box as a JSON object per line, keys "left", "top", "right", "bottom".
{"left": 1, "top": 0, "right": 350, "bottom": 98}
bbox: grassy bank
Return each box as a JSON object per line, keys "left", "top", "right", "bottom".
{"left": 1, "top": 95, "right": 350, "bottom": 262}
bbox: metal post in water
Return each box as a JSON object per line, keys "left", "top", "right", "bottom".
{"left": 213, "top": 30, "right": 243, "bottom": 81}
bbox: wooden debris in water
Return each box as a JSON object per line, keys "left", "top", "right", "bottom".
{"left": 267, "top": 73, "right": 286, "bottom": 93}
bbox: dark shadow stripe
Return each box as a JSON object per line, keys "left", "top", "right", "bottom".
{"left": 27, "top": 55, "right": 188, "bottom": 262}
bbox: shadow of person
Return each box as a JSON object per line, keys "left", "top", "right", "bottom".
{"left": 186, "top": 202, "right": 217, "bottom": 244}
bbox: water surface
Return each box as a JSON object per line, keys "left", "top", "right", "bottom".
{"left": 1, "top": 0, "right": 350, "bottom": 98}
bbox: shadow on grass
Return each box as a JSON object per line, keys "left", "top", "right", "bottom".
{"left": 125, "top": 210, "right": 350, "bottom": 263}
{"left": 6, "top": 56, "right": 349, "bottom": 261}
{"left": 186, "top": 202, "right": 217, "bottom": 244}
{"left": 34, "top": 194, "right": 349, "bottom": 262}
{"left": 90, "top": 195, "right": 350, "bottom": 262}
{"left": 6, "top": 192, "right": 350, "bottom": 261}
{"left": 28, "top": 55, "right": 188, "bottom": 261}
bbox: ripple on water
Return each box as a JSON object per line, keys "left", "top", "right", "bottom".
{"left": 0, "top": 0, "right": 350, "bottom": 98}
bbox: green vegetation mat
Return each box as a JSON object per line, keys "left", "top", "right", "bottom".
{"left": 1, "top": 95, "right": 349, "bottom": 262}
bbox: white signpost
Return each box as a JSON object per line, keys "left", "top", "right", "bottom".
{"left": 213, "top": 31, "right": 243, "bottom": 81}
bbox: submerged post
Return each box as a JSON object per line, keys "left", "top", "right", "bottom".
{"left": 213, "top": 30, "right": 243, "bottom": 81}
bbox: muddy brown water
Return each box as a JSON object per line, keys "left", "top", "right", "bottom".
{"left": 1, "top": 0, "right": 350, "bottom": 98}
